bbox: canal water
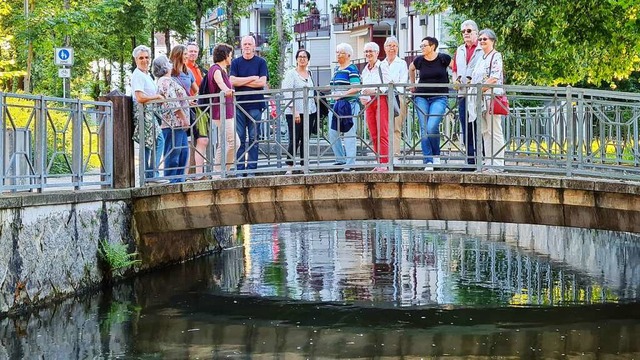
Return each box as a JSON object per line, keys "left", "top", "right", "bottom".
{"left": 1, "top": 220, "right": 640, "bottom": 359}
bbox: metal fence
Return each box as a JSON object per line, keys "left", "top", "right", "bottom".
{"left": 4, "top": 83, "right": 640, "bottom": 192}
{"left": 1, "top": 92, "right": 113, "bottom": 192}
{"left": 133, "top": 83, "right": 640, "bottom": 184}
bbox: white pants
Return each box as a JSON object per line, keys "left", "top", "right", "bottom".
{"left": 213, "top": 118, "right": 239, "bottom": 172}
{"left": 481, "top": 112, "right": 505, "bottom": 167}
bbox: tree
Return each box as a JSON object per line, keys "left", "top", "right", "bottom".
{"left": 264, "top": 1, "right": 291, "bottom": 89}
{"left": 417, "top": 0, "right": 640, "bottom": 86}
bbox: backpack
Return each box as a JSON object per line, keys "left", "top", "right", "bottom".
{"left": 196, "top": 71, "right": 211, "bottom": 113}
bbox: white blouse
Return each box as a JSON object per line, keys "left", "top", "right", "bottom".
{"left": 281, "top": 68, "right": 318, "bottom": 115}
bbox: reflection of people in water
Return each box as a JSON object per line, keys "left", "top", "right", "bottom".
{"left": 345, "top": 229, "right": 363, "bottom": 240}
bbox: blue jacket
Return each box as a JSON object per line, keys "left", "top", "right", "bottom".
{"left": 331, "top": 99, "right": 354, "bottom": 132}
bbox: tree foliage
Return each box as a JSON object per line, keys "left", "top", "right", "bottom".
{"left": 264, "top": 3, "right": 292, "bottom": 89}
{"left": 417, "top": 0, "right": 640, "bottom": 86}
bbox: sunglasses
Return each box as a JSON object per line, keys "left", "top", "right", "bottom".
{"left": 478, "top": 37, "right": 491, "bottom": 42}
{"left": 461, "top": 29, "right": 474, "bottom": 34}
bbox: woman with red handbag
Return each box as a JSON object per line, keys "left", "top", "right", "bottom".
{"left": 468, "top": 29, "right": 506, "bottom": 171}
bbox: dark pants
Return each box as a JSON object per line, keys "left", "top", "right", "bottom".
{"left": 458, "top": 97, "right": 477, "bottom": 165}
{"left": 235, "top": 107, "right": 262, "bottom": 171}
{"left": 285, "top": 113, "right": 316, "bottom": 166}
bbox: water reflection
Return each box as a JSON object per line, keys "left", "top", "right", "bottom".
{"left": 235, "top": 220, "right": 640, "bottom": 306}
{"left": 1, "top": 220, "right": 640, "bottom": 359}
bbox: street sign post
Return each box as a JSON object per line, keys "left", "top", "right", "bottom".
{"left": 54, "top": 47, "right": 74, "bottom": 66}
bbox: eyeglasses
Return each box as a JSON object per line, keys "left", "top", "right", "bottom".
{"left": 478, "top": 37, "right": 491, "bottom": 42}
{"left": 336, "top": 51, "right": 347, "bottom": 55}
{"left": 461, "top": 29, "right": 474, "bottom": 34}
{"left": 364, "top": 50, "right": 376, "bottom": 53}
{"left": 385, "top": 44, "right": 398, "bottom": 48}
{"left": 297, "top": 56, "right": 308, "bottom": 59}
{"left": 137, "top": 56, "right": 149, "bottom": 60}
{"left": 419, "top": 44, "right": 432, "bottom": 49}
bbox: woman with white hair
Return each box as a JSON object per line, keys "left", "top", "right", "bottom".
{"left": 153, "top": 55, "right": 190, "bottom": 183}
{"left": 329, "top": 42, "right": 361, "bottom": 171}
{"left": 468, "top": 28, "right": 506, "bottom": 171}
{"left": 360, "top": 42, "right": 392, "bottom": 171}
{"left": 131, "top": 45, "right": 166, "bottom": 183}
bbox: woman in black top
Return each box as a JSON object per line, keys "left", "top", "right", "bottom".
{"left": 409, "top": 36, "right": 451, "bottom": 170}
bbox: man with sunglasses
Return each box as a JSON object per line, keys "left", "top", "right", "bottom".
{"left": 452, "top": 20, "right": 483, "bottom": 169}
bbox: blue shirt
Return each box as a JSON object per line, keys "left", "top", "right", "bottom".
{"left": 230, "top": 55, "right": 269, "bottom": 111}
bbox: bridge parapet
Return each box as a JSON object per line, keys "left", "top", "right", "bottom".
{"left": 132, "top": 172, "right": 640, "bottom": 236}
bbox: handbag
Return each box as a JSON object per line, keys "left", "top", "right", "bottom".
{"left": 489, "top": 95, "right": 509, "bottom": 115}
{"left": 377, "top": 66, "right": 400, "bottom": 117}
{"left": 486, "top": 52, "right": 509, "bottom": 116}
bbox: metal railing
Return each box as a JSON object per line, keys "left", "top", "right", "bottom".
{"left": 1, "top": 92, "right": 113, "bottom": 192}
{"left": 133, "top": 83, "right": 640, "bottom": 184}
{"left": 5, "top": 83, "right": 640, "bottom": 192}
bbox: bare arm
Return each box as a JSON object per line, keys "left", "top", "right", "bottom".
{"left": 134, "top": 90, "right": 163, "bottom": 104}
{"left": 213, "top": 69, "right": 234, "bottom": 96}
{"left": 408, "top": 62, "right": 417, "bottom": 92}
{"left": 230, "top": 75, "right": 259, "bottom": 87}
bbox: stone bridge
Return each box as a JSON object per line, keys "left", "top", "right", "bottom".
{"left": 133, "top": 172, "right": 640, "bottom": 235}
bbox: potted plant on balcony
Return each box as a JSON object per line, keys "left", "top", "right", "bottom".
{"left": 305, "top": 0, "right": 320, "bottom": 14}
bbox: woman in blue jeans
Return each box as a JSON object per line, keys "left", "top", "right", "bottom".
{"left": 153, "top": 55, "right": 191, "bottom": 183}
{"left": 409, "top": 36, "right": 451, "bottom": 170}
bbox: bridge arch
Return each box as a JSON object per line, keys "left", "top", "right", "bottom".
{"left": 132, "top": 172, "right": 640, "bottom": 235}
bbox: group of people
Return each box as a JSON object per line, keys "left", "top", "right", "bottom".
{"left": 131, "top": 20, "right": 506, "bottom": 182}
{"left": 326, "top": 20, "right": 506, "bottom": 172}
{"left": 131, "top": 36, "right": 268, "bottom": 182}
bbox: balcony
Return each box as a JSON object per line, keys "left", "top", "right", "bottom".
{"left": 332, "top": 0, "right": 396, "bottom": 28}
{"left": 293, "top": 13, "right": 331, "bottom": 40}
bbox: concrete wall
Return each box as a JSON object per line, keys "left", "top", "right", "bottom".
{"left": 0, "top": 190, "right": 223, "bottom": 315}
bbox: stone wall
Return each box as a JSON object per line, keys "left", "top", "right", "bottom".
{"left": 0, "top": 190, "right": 224, "bottom": 315}
{"left": 0, "top": 191, "right": 133, "bottom": 314}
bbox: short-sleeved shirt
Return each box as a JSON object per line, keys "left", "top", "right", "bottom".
{"left": 230, "top": 55, "right": 269, "bottom": 111}
{"left": 186, "top": 62, "right": 204, "bottom": 95}
{"left": 330, "top": 64, "right": 361, "bottom": 102}
{"left": 131, "top": 68, "right": 157, "bottom": 103}
{"left": 412, "top": 53, "right": 451, "bottom": 98}
{"left": 173, "top": 70, "right": 195, "bottom": 95}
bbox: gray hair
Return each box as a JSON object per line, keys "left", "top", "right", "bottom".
{"left": 460, "top": 20, "right": 479, "bottom": 32}
{"left": 336, "top": 43, "right": 353, "bottom": 57}
{"left": 152, "top": 55, "right": 172, "bottom": 78}
{"left": 384, "top": 36, "right": 399, "bottom": 47}
{"left": 132, "top": 45, "right": 151, "bottom": 59}
{"left": 479, "top": 28, "right": 497, "bottom": 42}
{"left": 364, "top": 42, "right": 379, "bottom": 53}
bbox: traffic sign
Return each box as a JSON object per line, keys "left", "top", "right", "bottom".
{"left": 54, "top": 47, "right": 74, "bottom": 66}
{"left": 58, "top": 68, "right": 71, "bottom": 78}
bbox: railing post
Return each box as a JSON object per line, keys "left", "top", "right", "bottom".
{"left": 0, "top": 93, "right": 5, "bottom": 190}
{"left": 474, "top": 85, "right": 484, "bottom": 170}
{"left": 388, "top": 82, "right": 395, "bottom": 169}
{"left": 565, "top": 86, "right": 574, "bottom": 176}
{"left": 99, "top": 90, "right": 135, "bottom": 188}
{"left": 275, "top": 92, "right": 284, "bottom": 168}
{"left": 35, "top": 95, "right": 46, "bottom": 192}
{"left": 219, "top": 91, "right": 228, "bottom": 178}
{"left": 302, "top": 87, "right": 309, "bottom": 174}
{"left": 72, "top": 98, "right": 82, "bottom": 190}
{"left": 136, "top": 102, "right": 146, "bottom": 187}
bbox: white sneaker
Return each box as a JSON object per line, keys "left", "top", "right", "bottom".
{"left": 424, "top": 165, "right": 434, "bottom": 171}
{"left": 433, "top": 158, "right": 441, "bottom": 165}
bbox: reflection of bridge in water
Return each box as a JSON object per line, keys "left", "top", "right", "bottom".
{"left": 219, "top": 220, "right": 640, "bottom": 308}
